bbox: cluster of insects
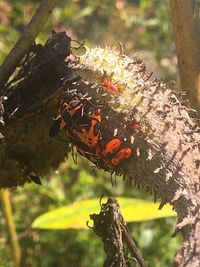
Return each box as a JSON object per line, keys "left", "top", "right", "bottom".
{"left": 49, "top": 79, "right": 139, "bottom": 172}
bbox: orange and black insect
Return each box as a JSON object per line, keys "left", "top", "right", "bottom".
{"left": 111, "top": 147, "right": 132, "bottom": 166}
{"left": 49, "top": 96, "right": 84, "bottom": 137}
{"left": 101, "top": 138, "right": 122, "bottom": 157}
{"left": 49, "top": 91, "right": 134, "bottom": 171}
{"left": 71, "top": 112, "right": 101, "bottom": 148}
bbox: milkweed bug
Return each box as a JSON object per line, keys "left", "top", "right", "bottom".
{"left": 102, "top": 138, "right": 122, "bottom": 156}
{"left": 130, "top": 119, "right": 139, "bottom": 130}
{"left": 49, "top": 98, "right": 84, "bottom": 137}
{"left": 111, "top": 148, "right": 132, "bottom": 166}
{"left": 71, "top": 113, "right": 101, "bottom": 148}
{"left": 102, "top": 79, "right": 119, "bottom": 93}
{"left": 49, "top": 91, "right": 134, "bottom": 172}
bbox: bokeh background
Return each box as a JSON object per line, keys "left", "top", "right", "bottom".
{"left": 0, "top": 1, "right": 181, "bottom": 266}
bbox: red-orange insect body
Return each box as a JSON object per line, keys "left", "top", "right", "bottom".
{"left": 102, "top": 79, "right": 119, "bottom": 93}
{"left": 102, "top": 138, "right": 122, "bottom": 156}
{"left": 111, "top": 148, "right": 132, "bottom": 166}
{"left": 72, "top": 113, "right": 101, "bottom": 148}
{"left": 130, "top": 120, "right": 139, "bottom": 130}
{"left": 50, "top": 93, "right": 134, "bottom": 171}
{"left": 49, "top": 98, "right": 84, "bottom": 137}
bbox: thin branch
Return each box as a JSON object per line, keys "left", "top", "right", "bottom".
{"left": 89, "top": 198, "right": 147, "bottom": 267}
{"left": 121, "top": 224, "right": 148, "bottom": 267}
{"left": 0, "top": 189, "right": 21, "bottom": 267}
{"left": 169, "top": 0, "right": 200, "bottom": 114}
{"left": 0, "top": 0, "right": 59, "bottom": 88}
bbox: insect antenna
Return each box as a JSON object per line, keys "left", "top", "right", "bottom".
{"left": 71, "top": 145, "right": 78, "bottom": 165}
{"left": 90, "top": 165, "right": 97, "bottom": 175}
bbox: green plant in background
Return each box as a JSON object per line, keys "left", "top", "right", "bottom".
{"left": 0, "top": 1, "right": 181, "bottom": 266}
{"left": 1, "top": 157, "right": 180, "bottom": 267}
{"left": 32, "top": 197, "right": 176, "bottom": 230}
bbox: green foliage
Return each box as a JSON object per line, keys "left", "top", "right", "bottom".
{"left": 32, "top": 197, "right": 176, "bottom": 230}
{"left": 0, "top": 156, "right": 181, "bottom": 267}
{"left": 0, "top": 1, "right": 181, "bottom": 266}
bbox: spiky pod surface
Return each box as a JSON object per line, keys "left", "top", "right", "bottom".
{"left": 73, "top": 46, "right": 199, "bottom": 194}
{"left": 71, "top": 47, "right": 200, "bottom": 267}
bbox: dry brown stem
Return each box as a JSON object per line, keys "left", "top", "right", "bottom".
{"left": 89, "top": 198, "right": 147, "bottom": 267}
{"left": 0, "top": 0, "right": 59, "bottom": 88}
{"left": 170, "top": 0, "right": 200, "bottom": 114}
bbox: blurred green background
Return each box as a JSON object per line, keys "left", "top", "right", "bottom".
{"left": 0, "top": 1, "right": 181, "bottom": 266}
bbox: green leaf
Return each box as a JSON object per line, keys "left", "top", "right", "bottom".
{"left": 32, "top": 198, "right": 176, "bottom": 230}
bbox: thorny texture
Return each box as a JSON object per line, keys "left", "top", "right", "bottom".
{"left": 89, "top": 198, "right": 147, "bottom": 267}
{"left": 72, "top": 47, "right": 200, "bottom": 267}
{"left": 0, "top": 32, "right": 199, "bottom": 266}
